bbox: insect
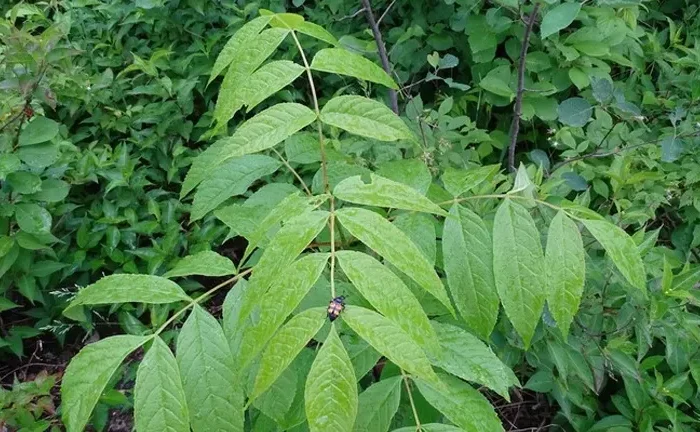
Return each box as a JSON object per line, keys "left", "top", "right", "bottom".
{"left": 327, "top": 295, "right": 346, "bottom": 322}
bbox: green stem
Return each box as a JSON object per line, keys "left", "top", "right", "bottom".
{"left": 401, "top": 370, "right": 422, "bottom": 431}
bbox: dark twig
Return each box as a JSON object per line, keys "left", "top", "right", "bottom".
{"left": 507, "top": 3, "right": 540, "bottom": 172}
{"left": 360, "top": 0, "right": 399, "bottom": 114}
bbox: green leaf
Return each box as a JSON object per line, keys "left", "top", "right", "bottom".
{"left": 176, "top": 305, "right": 243, "bottom": 432}
{"left": 182, "top": 103, "right": 316, "bottom": 197}
{"left": 393, "top": 213, "right": 436, "bottom": 265}
{"left": 305, "top": 325, "right": 358, "bottom": 432}
{"left": 247, "top": 211, "right": 329, "bottom": 293}
{"left": 209, "top": 16, "right": 272, "bottom": 83}
{"left": 342, "top": 306, "right": 440, "bottom": 386}
{"left": 334, "top": 174, "right": 447, "bottom": 216}
{"left": 7, "top": 172, "right": 42, "bottom": 194}
{"left": 336, "top": 207, "right": 454, "bottom": 315}
{"left": 545, "top": 211, "right": 585, "bottom": 337}
{"left": 337, "top": 251, "right": 440, "bottom": 356}
{"left": 541, "top": 2, "right": 582, "bottom": 39}
{"left": 591, "top": 78, "right": 613, "bottom": 103}
{"left": 581, "top": 219, "right": 646, "bottom": 291}
{"left": 64, "top": 274, "right": 191, "bottom": 320}
{"left": 0, "top": 296, "right": 19, "bottom": 313}
{"left": 15, "top": 203, "right": 51, "bottom": 234}
{"left": 285, "top": 133, "right": 321, "bottom": 163}
{"left": 660, "top": 136, "right": 683, "bottom": 163}
{"left": 441, "top": 165, "right": 500, "bottom": 197}
{"left": 18, "top": 116, "right": 59, "bottom": 146}
{"left": 0, "top": 154, "right": 21, "bottom": 179}
{"left": 214, "top": 28, "right": 289, "bottom": 124}
{"left": 442, "top": 204, "right": 499, "bottom": 340}
{"left": 353, "top": 376, "right": 402, "bottom": 432}
{"left": 320, "top": 95, "right": 413, "bottom": 142}
{"left": 431, "top": 321, "right": 518, "bottom": 400}
{"left": 377, "top": 159, "right": 432, "bottom": 195}
{"left": 17, "top": 143, "right": 59, "bottom": 168}
{"left": 234, "top": 253, "right": 329, "bottom": 368}
{"left": 557, "top": 97, "right": 592, "bottom": 127}
{"left": 27, "top": 179, "right": 70, "bottom": 202}
{"left": 135, "top": 337, "right": 190, "bottom": 432}
{"left": 240, "top": 60, "right": 305, "bottom": 110}
{"left": 392, "top": 424, "right": 466, "bottom": 432}
{"left": 416, "top": 374, "right": 503, "bottom": 432}
{"left": 61, "top": 335, "right": 149, "bottom": 432}
{"left": 671, "top": 265, "right": 700, "bottom": 292}
{"left": 252, "top": 307, "right": 326, "bottom": 400}
{"left": 164, "top": 250, "right": 236, "bottom": 278}
{"left": 311, "top": 48, "right": 397, "bottom": 89}
{"left": 493, "top": 199, "right": 546, "bottom": 347}
{"left": 479, "top": 74, "right": 514, "bottom": 99}
{"left": 297, "top": 21, "right": 339, "bottom": 46}
{"left": 191, "top": 155, "right": 281, "bottom": 221}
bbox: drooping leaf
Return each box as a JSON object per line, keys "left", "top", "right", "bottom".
{"left": 18, "top": 116, "right": 59, "bottom": 146}
{"left": 541, "top": 2, "right": 582, "bottom": 39}
{"left": 581, "top": 219, "right": 646, "bottom": 291}
{"left": 557, "top": 97, "right": 592, "bottom": 127}
{"left": 134, "top": 337, "right": 190, "bottom": 432}
{"left": 320, "top": 95, "right": 413, "bottom": 142}
{"left": 342, "top": 306, "right": 440, "bottom": 386}
{"left": 214, "top": 27, "right": 289, "bottom": 124}
{"left": 247, "top": 211, "right": 329, "bottom": 292}
{"left": 305, "top": 325, "right": 358, "bottom": 432}
{"left": 182, "top": 103, "right": 316, "bottom": 197}
{"left": 442, "top": 204, "right": 499, "bottom": 339}
{"left": 239, "top": 60, "right": 305, "bottom": 110}
{"left": 353, "top": 376, "right": 402, "bottom": 432}
{"left": 191, "top": 155, "right": 281, "bottom": 221}
{"left": 310, "top": 48, "right": 397, "bottom": 89}
{"left": 297, "top": 21, "right": 339, "bottom": 46}
{"left": 177, "top": 305, "right": 243, "bottom": 432}
{"left": 416, "top": 374, "right": 504, "bottom": 432}
{"left": 336, "top": 207, "right": 454, "bottom": 315}
{"left": 337, "top": 251, "right": 440, "bottom": 356}
{"left": 164, "top": 250, "right": 237, "bottom": 278}
{"left": 441, "top": 165, "right": 500, "bottom": 197}
{"left": 334, "top": 174, "right": 447, "bottom": 216}
{"left": 234, "top": 253, "right": 329, "bottom": 368}
{"left": 545, "top": 211, "right": 585, "bottom": 337}
{"left": 61, "top": 335, "right": 149, "bottom": 432}
{"left": 64, "top": 275, "right": 191, "bottom": 320}
{"left": 209, "top": 16, "right": 272, "bottom": 83}
{"left": 252, "top": 307, "right": 326, "bottom": 400}
{"left": 431, "top": 321, "right": 519, "bottom": 400}
{"left": 492, "top": 199, "right": 545, "bottom": 347}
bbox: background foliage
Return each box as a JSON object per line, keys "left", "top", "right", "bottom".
{"left": 1, "top": 0, "right": 699, "bottom": 431}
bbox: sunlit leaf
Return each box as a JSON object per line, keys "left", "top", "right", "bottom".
{"left": 320, "top": 96, "right": 413, "bottom": 142}
{"left": 311, "top": 48, "right": 397, "bottom": 89}
{"left": 164, "top": 250, "right": 236, "bottom": 278}
{"left": 209, "top": 16, "right": 272, "bottom": 83}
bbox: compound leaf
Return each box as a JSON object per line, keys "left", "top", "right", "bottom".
{"left": 320, "top": 95, "right": 413, "bottom": 142}
{"left": 310, "top": 48, "right": 397, "bottom": 89}
{"left": 209, "top": 16, "right": 272, "bottom": 83}
{"left": 164, "top": 250, "right": 237, "bottom": 278}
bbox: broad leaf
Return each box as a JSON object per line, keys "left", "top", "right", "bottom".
{"left": 353, "top": 376, "right": 402, "bottom": 432}
{"left": 177, "top": 305, "right": 243, "bottom": 432}
{"left": 336, "top": 207, "right": 454, "bottom": 314}
{"left": 135, "top": 337, "right": 190, "bottom": 432}
{"left": 214, "top": 27, "right": 289, "bottom": 124}
{"left": 252, "top": 307, "right": 326, "bottom": 400}
{"left": 297, "top": 21, "right": 339, "bottom": 46}
{"left": 342, "top": 306, "right": 440, "bottom": 386}
{"left": 27, "top": 179, "right": 70, "bottom": 202}
{"left": 247, "top": 211, "right": 329, "bottom": 292}
{"left": 493, "top": 199, "right": 545, "bottom": 347}
{"left": 337, "top": 251, "right": 439, "bottom": 356}
{"left": 164, "top": 250, "right": 236, "bottom": 278}
{"left": 557, "top": 97, "right": 592, "bottom": 127}
{"left": 334, "top": 174, "right": 447, "bottom": 216}
{"left": 182, "top": 103, "right": 316, "bottom": 197}
{"left": 320, "top": 95, "right": 413, "bottom": 142}
{"left": 545, "top": 211, "right": 585, "bottom": 337}
{"left": 209, "top": 16, "right": 272, "bottom": 83}
{"left": 191, "top": 155, "right": 281, "bottom": 221}
{"left": 61, "top": 335, "right": 149, "bottom": 432}
{"left": 441, "top": 165, "right": 500, "bottom": 197}
{"left": 64, "top": 274, "right": 191, "bottom": 320}
{"left": 305, "top": 325, "right": 358, "bottom": 432}
{"left": 541, "top": 2, "right": 582, "bottom": 39}
{"left": 581, "top": 219, "right": 646, "bottom": 291}
{"left": 431, "top": 322, "right": 518, "bottom": 400}
{"left": 442, "top": 204, "right": 499, "bottom": 339}
{"left": 393, "top": 213, "right": 436, "bottom": 265}
{"left": 416, "top": 374, "right": 504, "bottom": 432}
{"left": 19, "top": 116, "right": 59, "bottom": 146}
{"left": 310, "top": 48, "right": 397, "bottom": 89}
{"left": 392, "top": 425, "right": 467, "bottom": 432}
{"left": 15, "top": 203, "right": 51, "bottom": 235}
{"left": 240, "top": 60, "right": 305, "bottom": 110}
{"left": 235, "top": 253, "right": 329, "bottom": 368}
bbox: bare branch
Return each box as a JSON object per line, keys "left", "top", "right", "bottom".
{"left": 507, "top": 3, "right": 540, "bottom": 172}
{"left": 360, "top": 0, "right": 399, "bottom": 114}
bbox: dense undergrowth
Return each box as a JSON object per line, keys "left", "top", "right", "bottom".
{"left": 1, "top": 0, "right": 699, "bottom": 431}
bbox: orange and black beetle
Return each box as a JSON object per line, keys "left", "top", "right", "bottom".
{"left": 327, "top": 295, "right": 345, "bottom": 321}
